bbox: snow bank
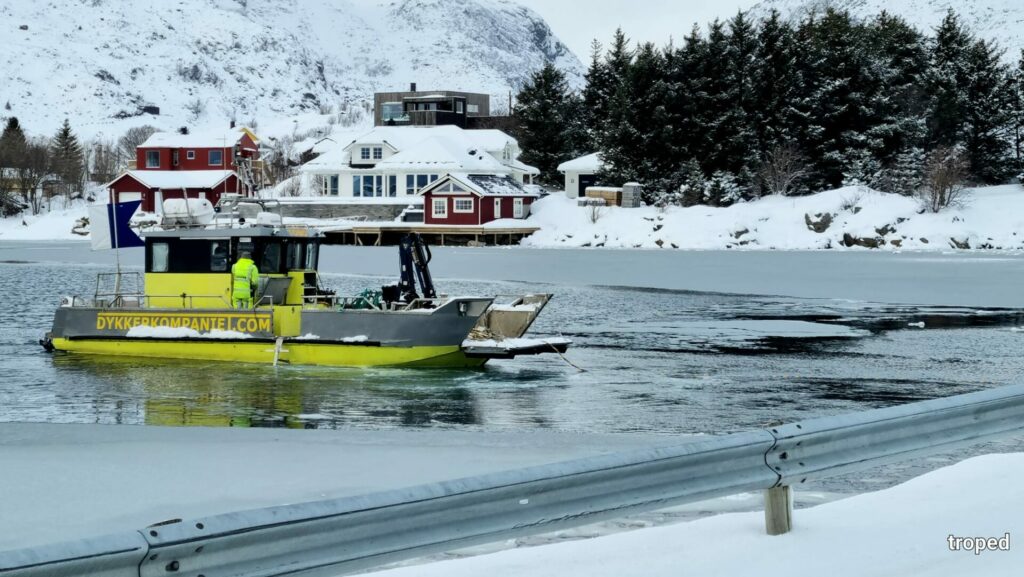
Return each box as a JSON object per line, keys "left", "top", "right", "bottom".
{"left": 373, "top": 453, "right": 1024, "bottom": 577}
{"left": 523, "top": 185, "right": 1024, "bottom": 251}
{"left": 125, "top": 326, "right": 252, "bottom": 340}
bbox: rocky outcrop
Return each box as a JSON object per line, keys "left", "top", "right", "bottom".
{"left": 804, "top": 212, "right": 833, "bottom": 233}
{"left": 842, "top": 233, "right": 883, "bottom": 248}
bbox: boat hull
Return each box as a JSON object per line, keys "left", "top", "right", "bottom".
{"left": 47, "top": 297, "right": 494, "bottom": 368}
{"left": 49, "top": 337, "right": 488, "bottom": 368}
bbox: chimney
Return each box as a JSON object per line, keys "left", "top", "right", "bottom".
{"left": 230, "top": 120, "right": 236, "bottom": 129}
{"left": 410, "top": 82, "right": 417, "bottom": 92}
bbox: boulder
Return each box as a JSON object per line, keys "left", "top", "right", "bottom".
{"left": 804, "top": 212, "right": 833, "bottom": 233}
{"left": 949, "top": 237, "right": 971, "bottom": 250}
{"left": 842, "top": 233, "right": 882, "bottom": 248}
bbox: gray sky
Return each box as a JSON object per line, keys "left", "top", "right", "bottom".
{"left": 516, "top": 0, "right": 761, "bottom": 60}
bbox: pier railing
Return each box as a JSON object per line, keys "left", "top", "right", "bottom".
{"left": 3, "top": 384, "right": 1024, "bottom": 577}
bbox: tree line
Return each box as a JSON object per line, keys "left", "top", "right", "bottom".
{"left": 0, "top": 118, "right": 157, "bottom": 216}
{"left": 513, "top": 9, "right": 1024, "bottom": 208}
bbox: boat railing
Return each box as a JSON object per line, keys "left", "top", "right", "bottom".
{"left": 301, "top": 294, "right": 448, "bottom": 312}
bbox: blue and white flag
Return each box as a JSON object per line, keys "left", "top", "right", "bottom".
{"left": 89, "top": 200, "right": 145, "bottom": 250}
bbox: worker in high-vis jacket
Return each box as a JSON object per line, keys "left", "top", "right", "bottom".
{"left": 231, "top": 251, "right": 259, "bottom": 309}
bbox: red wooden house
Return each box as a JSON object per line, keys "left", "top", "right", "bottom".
{"left": 106, "top": 127, "right": 261, "bottom": 212}
{"left": 418, "top": 173, "right": 540, "bottom": 226}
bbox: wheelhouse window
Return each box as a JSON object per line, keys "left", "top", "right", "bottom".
{"left": 210, "top": 241, "right": 229, "bottom": 272}
{"left": 260, "top": 242, "right": 282, "bottom": 273}
{"left": 145, "top": 150, "right": 160, "bottom": 168}
{"left": 432, "top": 198, "right": 447, "bottom": 218}
{"left": 456, "top": 101, "right": 464, "bottom": 114}
{"left": 150, "top": 242, "right": 169, "bottom": 272}
{"left": 454, "top": 198, "right": 474, "bottom": 213}
{"left": 209, "top": 150, "right": 223, "bottom": 166}
{"left": 467, "top": 104, "right": 479, "bottom": 113}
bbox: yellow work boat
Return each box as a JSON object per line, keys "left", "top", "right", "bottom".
{"left": 41, "top": 223, "right": 567, "bottom": 368}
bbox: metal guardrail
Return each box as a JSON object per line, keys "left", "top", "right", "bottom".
{"left": 3, "top": 384, "right": 1024, "bottom": 577}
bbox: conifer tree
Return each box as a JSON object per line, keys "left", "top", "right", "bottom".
{"left": 0, "top": 117, "right": 27, "bottom": 169}
{"left": 752, "top": 10, "right": 798, "bottom": 155}
{"left": 925, "top": 10, "right": 974, "bottom": 148}
{"left": 50, "top": 118, "right": 84, "bottom": 194}
{"left": 512, "top": 63, "right": 585, "bottom": 186}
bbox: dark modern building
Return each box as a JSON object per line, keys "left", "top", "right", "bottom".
{"left": 374, "top": 84, "right": 492, "bottom": 128}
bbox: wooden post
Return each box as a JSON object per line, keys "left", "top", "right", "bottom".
{"left": 764, "top": 486, "right": 792, "bottom": 535}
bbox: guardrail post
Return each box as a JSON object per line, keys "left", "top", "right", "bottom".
{"left": 764, "top": 486, "right": 792, "bottom": 535}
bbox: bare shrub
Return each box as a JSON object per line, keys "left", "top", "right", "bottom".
{"left": 588, "top": 203, "right": 605, "bottom": 224}
{"left": 917, "top": 147, "right": 970, "bottom": 213}
{"left": 117, "top": 125, "right": 157, "bottom": 163}
{"left": 758, "top": 143, "right": 807, "bottom": 197}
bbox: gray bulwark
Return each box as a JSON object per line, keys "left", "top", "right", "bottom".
{"left": 299, "top": 298, "right": 492, "bottom": 347}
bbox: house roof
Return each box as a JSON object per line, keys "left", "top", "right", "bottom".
{"left": 139, "top": 127, "right": 253, "bottom": 149}
{"left": 301, "top": 126, "right": 523, "bottom": 174}
{"left": 557, "top": 152, "right": 604, "bottom": 173}
{"left": 107, "top": 170, "right": 235, "bottom": 190}
{"left": 376, "top": 137, "right": 508, "bottom": 172}
{"left": 418, "top": 173, "right": 540, "bottom": 198}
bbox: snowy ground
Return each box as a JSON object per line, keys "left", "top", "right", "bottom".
{"left": 524, "top": 185, "right": 1024, "bottom": 251}
{"left": 370, "top": 453, "right": 1024, "bottom": 577}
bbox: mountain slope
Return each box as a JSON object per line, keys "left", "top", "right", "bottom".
{"left": 0, "top": 0, "right": 581, "bottom": 137}
{"left": 750, "top": 0, "right": 1024, "bottom": 59}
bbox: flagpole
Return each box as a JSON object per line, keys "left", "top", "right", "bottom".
{"left": 112, "top": 188, "right": 122, "bottom": 297}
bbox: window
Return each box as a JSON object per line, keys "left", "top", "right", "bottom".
{"left": 456, "top": 101, "right": 464, "bottom": 114}
{"left": 430, "top": 174, "right": 439, "bottom": 183}
{"left": 381, "top": 102, "right": 405, "bottom": 122}
{"left": 172, "top": 150, "right": 180, "bottom": 166}
{"left": 260, "top": 242, "right": 281, "bottom": 273}
{"left": 151, "top": 243, "right": 169, "bottom": 272}
{"left": 286, "top": 242, "right": 303, "bottom": 270}
{"left": 467, "top": 104, "right": 479, "bottom": 114}
{"left": 388, "top": 175, "right": 397, "bottom": 197}
{"left": 209, "top": 150, "right": 223, "bottom": 166}
{"left": 494, "top": 198, "right": 502, "bottom": 218}
{"left": 454, "top": 198, "right": 474, "bottom": 213}
{"left": 416, "top": 174, "right": 429, "bottom": 190}
{"left": 360, "top": 147, "right": 371, "bottom": 160}
{"left": 406, "top": 174, "right": 416, "bottom": 195}
{"left": 305, "top": 243, "right": 319, "bottom": 270}
{"left": 372, "top": 147, "right": 383, "bottom": 160}
{"left": 353, "top": 175, "right": 383, "bottom": 197}
{"left": 324, "top": 175, "right": 339, "bottom": 196}
{"left": 514, "top": 198, "right": 524, "bottom": 218}
{"left": 432, "top": 197, "right": 447, "bottom": 218}
{"left": 186, "top": 150, "right": 196, "bottom": 160}
{"left": 210, "top": 241, "right": 228, "bottom": 272}
{"left": 145, "top": 150, "right": 160, "bottom": 168}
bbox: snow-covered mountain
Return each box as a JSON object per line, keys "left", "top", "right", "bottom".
{"left": 0, "top": 0, "right": 581, "bottom": 138}
{"left": 750, "top": 0, "right": 1024, "bottom": 60}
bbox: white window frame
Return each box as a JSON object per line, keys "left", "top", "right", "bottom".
{"left": 453, "top": 198, "right": 474, "bottom": 213}
{"left": 372, "top": 147, "right": 383, "bottom": 160}
{"left": 432, "top": 197, "right": 447, "bottom": 218}
{"left": 186, "top": 150, "right": 196, "bottom": 160}
{"left": 360, "top": 147, "right": 371, "bottom": 160}
{"left": 145, "top": 150, "right": 160, "bottom": 168}
{"left": 494, "top": 198, "right": 502, "bottom": 218}
{"left": 513, "top": 198, "right": 524, "bottom": 218}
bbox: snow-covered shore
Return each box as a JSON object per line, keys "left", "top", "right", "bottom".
{"left": 523, "top": 185, "right": 1024, "bottom": 251}
{"left": 5, "top": 185, "right": 1024, "bottom": 251}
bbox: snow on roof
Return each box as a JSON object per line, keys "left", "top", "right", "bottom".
{"left": 342, "top": 125, "right": 516, "bottom": 155}
{"left": 115, "top": 170, "right": 235, "bottom": 189}
{"left": 140, "top": 128, "right": 249, "bottom": 149}
{"left": 508, "top": 158, "right": 540, "bottom": 175}
{"left": 377, "top": 136, "right": 507, "bottom": 172}
{"left": 419, "top": 173, "right": 539, "bottom": 198}
{"left": 557, "top": 152, "right": 604, "bottom": 173}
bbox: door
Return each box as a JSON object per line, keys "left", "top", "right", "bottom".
{"left": 578, "top": 174, "right": 597, "bottom": 197}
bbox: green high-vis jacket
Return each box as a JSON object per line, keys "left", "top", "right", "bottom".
{"left": 231, "top": 257, "right": 259, "bottom": 300}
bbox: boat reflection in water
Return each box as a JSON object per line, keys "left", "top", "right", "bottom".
{"left": 50, "top": 354, "right": 484, "bottom": 429}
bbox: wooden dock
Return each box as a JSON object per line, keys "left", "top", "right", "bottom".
{"left": 320, "top": 224, "right": 540, "bottom": 247}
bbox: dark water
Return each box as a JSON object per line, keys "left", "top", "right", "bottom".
{"left": 3, "top": 243, "right": 1024, "bottom": 438}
